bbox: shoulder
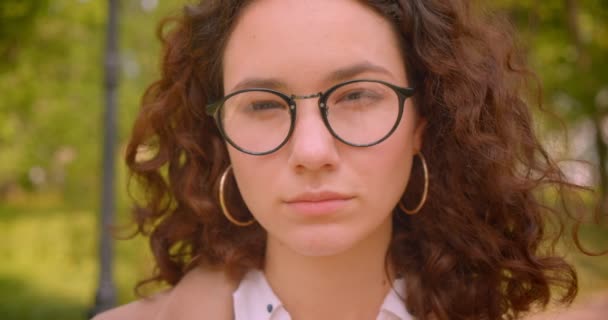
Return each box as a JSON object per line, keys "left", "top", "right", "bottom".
{"left": 91, "top": 291, "right": 170, "bottom": 320}
{"left": 91, "top": 266, "right": 238, "bottom": 320}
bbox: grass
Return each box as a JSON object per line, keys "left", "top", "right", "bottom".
{"left": 0, "top": 196, "right": 607, "bottom": 320}
{"left": 0, "top": 198, "right": 150, "bottom": 320}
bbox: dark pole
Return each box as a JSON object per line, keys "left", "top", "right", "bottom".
{"left": 89, "top": 0, "right": 119, "bottom": 317}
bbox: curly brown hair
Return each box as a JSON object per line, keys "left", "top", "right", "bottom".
{"left": 125, "top": 0, "right": 584, "bottom": 319}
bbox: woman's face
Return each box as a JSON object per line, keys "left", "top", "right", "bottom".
{"left": 222, "top": 0, "right": 424, "bottom": 257}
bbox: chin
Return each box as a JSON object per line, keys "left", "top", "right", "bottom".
{"left": 280, "top": 227, "right": 362, "bottom": 257}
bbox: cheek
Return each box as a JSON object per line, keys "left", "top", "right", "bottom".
{"left": 361, "top": 146, "right": 412, "bottom": 208}
{"left": 361, "top": 114, "right": 418, "bottom": 203}
{"left": 227, "top": 149, "right": 277, "bottom": 217}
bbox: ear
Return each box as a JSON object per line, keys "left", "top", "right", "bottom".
{"left": 413, "top": 118, "right": 427, "bottom": 153}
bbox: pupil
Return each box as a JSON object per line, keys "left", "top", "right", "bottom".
{"left": 346, "top": 92, "right": 363, "bottom": 100}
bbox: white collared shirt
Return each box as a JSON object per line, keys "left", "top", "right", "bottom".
{"left": 233, "top": 270, "right": 413, "bottom": 320}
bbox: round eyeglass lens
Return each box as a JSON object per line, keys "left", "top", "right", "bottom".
{"left": 325, "top": 81, "right": 401, "bottom": 145}
{"left": 219, "top": 90, "right": 292, "bottom": 154}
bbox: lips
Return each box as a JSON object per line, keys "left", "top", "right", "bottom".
{"left": 284, "top": 191, "right": 354, "bottom": 216}
{"left": 286, "top": 190, "right": 353, "bottom": 202}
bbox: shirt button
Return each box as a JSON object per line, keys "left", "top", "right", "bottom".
{"left": 267, "top": 304, "right": 273, "bottom": 313}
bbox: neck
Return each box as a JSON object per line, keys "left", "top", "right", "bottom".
{"left": 264, "top": 218, "right": 394, "bottom": 320}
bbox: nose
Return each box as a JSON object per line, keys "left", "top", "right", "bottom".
{"left": 286, "top": 98, "right": 340, "bottom": 173}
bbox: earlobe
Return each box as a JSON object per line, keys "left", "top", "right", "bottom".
{"left": 413, "top": 118, "right": 427, "bottom": 152}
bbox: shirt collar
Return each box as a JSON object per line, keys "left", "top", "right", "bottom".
{"left": 379, "top": 278, "right": 414, "bottom": 320}
{"left": 233, "top": 269, "right": 414, "bottom": 320}
{"left": 233, "top": 269, "right": 287, "bottom": 320}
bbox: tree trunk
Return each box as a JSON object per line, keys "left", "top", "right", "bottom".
{"left": 89, "top": 0, "right": 119, "bottom": 316}
{"left": 594, "top": 117, "right": 608, "bottom": 196}
{"left": 565, "top": 0, "right": 607, "bottom": 211}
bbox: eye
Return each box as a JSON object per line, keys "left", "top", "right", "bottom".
{"left": 343, "top": 91, "right": 366, "bottom": 101}
{"left": 334, "top": 89, "right": 382, "bottom": 105}
{"left": 250, "top": 100, "right": 286, "bottom": 111}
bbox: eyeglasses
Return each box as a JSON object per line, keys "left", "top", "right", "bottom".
{"left": 206, "top": 79, "right": 415, "bottom": 155}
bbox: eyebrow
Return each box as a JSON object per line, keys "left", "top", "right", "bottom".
{"left": 230, "top": 78, "right": 286, "bottom": 92}
{"left": 325, "top": 61, "right": 392, "bottom": 83}
{"left": 228, "top": 61, "right": 393, "bottom": 93}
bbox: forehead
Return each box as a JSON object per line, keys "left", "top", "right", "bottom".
{"left": 222, "top": 0, "right": 406, "bottom": 92}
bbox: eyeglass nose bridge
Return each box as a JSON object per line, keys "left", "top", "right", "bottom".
{"left": 286, "top": 91, "right": 333, "bottom": 137}
{"left": 289, "top": 92, "right": 324, "bottom": 109}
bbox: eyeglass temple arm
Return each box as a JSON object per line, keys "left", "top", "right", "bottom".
{"left": 395, "top": 86, "right": 415, "bottom": 98}
{"left": 206, "top": 101, "right": 222, "bottom": 116}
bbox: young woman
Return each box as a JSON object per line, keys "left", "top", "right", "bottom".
{"left": 96, "top": 0, "right": 585, "bottom": 319}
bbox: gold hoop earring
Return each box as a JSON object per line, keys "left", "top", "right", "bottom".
{"left": 219, "top": 165, "right": 255, "bottom": 227}
{"left": 399, "top": 152, "right": 429, "bottom": 215}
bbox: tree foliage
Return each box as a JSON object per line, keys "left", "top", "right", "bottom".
{"left": 494, "top": 0, "right": 608, "bottom": 203}
{"left": 0, "top": 0, "right": 174, "bottom": 206}
{"left": 0, "top": 0, "right": 48, "bottom": 69}
{"left": 0, "top": 0, "right": 606, "bottom": 207}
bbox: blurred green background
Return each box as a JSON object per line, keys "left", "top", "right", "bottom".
{"left": 0, "top": 0, "right": 606, "bottom": 319}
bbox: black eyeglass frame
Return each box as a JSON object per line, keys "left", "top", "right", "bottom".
{"left": 205, "top": 79, "right": 415, "bottom": 156}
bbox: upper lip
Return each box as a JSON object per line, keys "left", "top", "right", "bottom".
{"left": 285, "top": 191, "right": 353, "bottom": 203}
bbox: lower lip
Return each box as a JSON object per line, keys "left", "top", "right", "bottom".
{"left": 286, "top": 199, "right": 351, "bottom": 216}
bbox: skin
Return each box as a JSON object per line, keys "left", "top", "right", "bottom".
{"left": 224, "top": 0, "right": 425, "bottom": 319}
{"left": 91, "top": 267, "right": 237, "bottom": 320}
{"left": 94, "top": 0, "right": 425, "bottom": 319}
